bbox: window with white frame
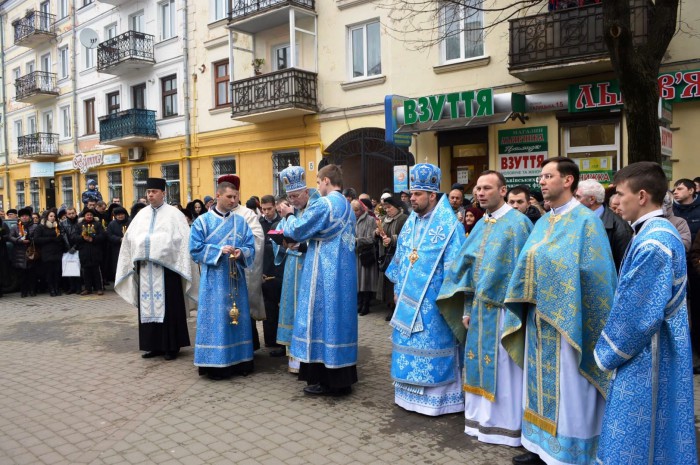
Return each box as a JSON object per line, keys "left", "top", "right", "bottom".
{"left": 105, "top": 23, "right": 117, "bottom": 40}
{"left": 43, "top": 111, "right": 53, "bottom": 133}
{"left": 16, "top": 181, "right": 25, "bottom": 208}
{"left": 440, "top": 0, "right": 484, "bottom": 63}
{"left": 27, "top": 116, "right": 36, "bottom": 135}
{"left": 212, "top": 0, "right": 228, "bottom": 22}
{"left": 26, "top": 61, "right": 35, "bottom": 74}
{"left": 160, "top": 0, "right": 176, "bottom": 41}
{"left": 161, "top": 164, "right": 180, "bottom": 205}
{"left": 564, "top": 121, "right": 621, "bottom": 174}
{"left": 133, "top": 167, "right": 149, "bottom": 201}
{"left": 130, "top": 11, "right": 145, "bottom": 32}
{"left": 349, "top": 20, "right": 381, "bottom": 79}
{"left": 13, "top": 120, "right": 22, "bottom": 150}
{"left": 59, "top": 46, "right": 69, "bottom": 79}
{"left": 29, "top": 179, "right": 40, "bottom": 211}
{"left": 212, "top": 157, "right": 236, "bottom": 191}
{"left": 60, "top": 105, "right": 71, "bottom": 139}
{"left": 58, "top": 0, "right": 69, "bottom": 19}
{"left": 108, "top": 170, "right": 123, "bottom": 203}
{"left": 61, "top": 176, "right": 74, "bottom": 208}
{"left": 84, "top": 44, "right": 95, "bottom": 69}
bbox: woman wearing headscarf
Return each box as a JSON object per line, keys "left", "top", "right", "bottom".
{"left": 186, "top": 199, "right": 205, "bottom": 220}
{"left": 463, "top": 206, "right": 484, "bottom": 236}
{"left": 352, "top": 199, "right": 378, "bottom": 316}
{"left": 107, "top": 207, "right": 130, "bottom": 282}
{"left": 375, "top": 196, "right": 408, "bottom": 321}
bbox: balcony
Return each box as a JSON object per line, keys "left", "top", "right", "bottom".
{"left": 231, "top": 68, "right": 318, "bottom": 123}
{"left": 99, "top": 109, "right": 158, "bottom": 146}
{"left": 97, "top": 31, "right": 155, "bottom": 74}
{"left": 230, "top": 0, "right": 315, "bottom": 34}
{"left": 15, "top": 71, "right": 59, "bottom": 104}
{"left": 17, "top": 133, "right": 60, "bottom": 160}
{"left": 508, "top": 0, "right": 648, "bottom": 81}
{"left": 12, "top": 10, "right": 56, "bottom": 47}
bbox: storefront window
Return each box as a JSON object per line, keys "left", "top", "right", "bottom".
{"left": 29, "top": 179, "right": 40, "bottom": 211}
{"left": 15, "top": 180, "right": 25, "bottom": 208}
{"left": 161, "top": 164, "right": 180, "bottom": 205}
{"left": 133, "top": 166, "right": 148, "bottom": 202}
{"left": 564, "top": 122, "right": 620, "bottom": 185}
{"left": 108, "top": 170, "right": 122, "bottom": 204}
{"left": 61, "top": 176, "right": 74, "bottom": 208}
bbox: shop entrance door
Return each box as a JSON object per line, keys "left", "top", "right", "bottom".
{"left": 44, "top": 178, "right": 56, "bottom": 209}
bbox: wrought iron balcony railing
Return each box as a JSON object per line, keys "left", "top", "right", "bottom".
{"left": 231, "top": 68, "right": 318, "bottom": 119}
{"left": 99, "top": 109, "right": 157, "bottom": 143}
{"left": 97, "top": 31, "right": 155, "bottom": 72}
{"left": 15, "top": 71, "right": 59, "bottom": 102}
{"left": 230, "top": 0, "right": 315, "bottom": 21}
{"left": 17, "top": 133, "right": 59, "bottom": 159}
{"left": 509, "top": 1, "right": 648, "bottom": 71}
{"left": 12, "top": 10, "right": 56, "bottom": 45}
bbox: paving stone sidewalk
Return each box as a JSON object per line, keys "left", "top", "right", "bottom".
{"left": 0, "top": 291, "right": 698, "bottom": 465}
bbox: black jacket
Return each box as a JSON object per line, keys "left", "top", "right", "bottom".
{"left": 673, "top": 196, "right": 700, "bottom": 243}
{"left": 70, "top": 219, "right": 105, "bottom": 267}
{"left": 9, "top": 220, "right": 38, "bottom": 269}
{"left": 33, "top": 222, "right": 66, "bottom": 262}
{"left": 60, "top": 217, "right": 81, "bottom": 249}
{"left": 600, "top": 205, "right": 633, "bottom": 272}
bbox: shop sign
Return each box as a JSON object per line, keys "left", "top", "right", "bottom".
{"left": 393, "top": 165, "right": 409, "bottom": 192}
{"left": 570, "top": 69, "right": 700, "bottom": 112}
{"left": 580, "top": 170, "right": 614, "bottom": 184}
{"left": 403, "top": 89, "right": 494, "bottom": 124}
{"left": 525, "top": 91, "right": 568, "bottom": 113}
{"left": 54, "top": 161, "right": 74, "bottom": 172}
{"left": 660, "top": 126, "right": 673, "bottom": 157}
{"left": 73, "top": 152, "right": 103, "bottom": 174}
{"left": 384, "top": 95, "right": 413, "bottom": 147}
{"left": 658, "top": 99, "right": 673, "bottom": 124}
{"left": 498, "top": 126, "right": 548, "bottom": 191}
{"left": 103, "top": 154, "right": 121, "bottom": 165}
{"left": 29, "top": 162, "right": 55, "bottom": 178}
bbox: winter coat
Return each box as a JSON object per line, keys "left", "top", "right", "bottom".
{"left": 690, "top": 232, "right": 700, "bottom": 276}
{"left": 0, "top": 221, "right": 10, "bottom": 282}
{"left": 600, "top": 205, "right": 634, "bottom": 272}
{"left": 673, "top": 195, "right": 700, "bottom": 243}
{"left": 60, "top": 217, "right": 81, "bottom": 250}
{"left": 70, "top": 219, "right": 105, "bottom": 267}
{"left": 81, "top": 188, "right": 103, "bottom": 206}
{"left": 355, "top": 212, "right": 378, "bottom": 292}
{"left": 33, "top": 221, "right": 66, "bottom": 263}
{"left": 106, "top": 218, "right": 129, "bottom": 278}
{"left": 9, "top": 220, "right": 38, "bottom": 269}
{"left": 663, "top": 200, "right": 692, "bottom": 252}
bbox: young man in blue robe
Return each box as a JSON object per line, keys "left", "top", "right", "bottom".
{"left": 189, "top": 176, "right": 256, "bottom": 381}
{"left": 386, "top": 163, "right": 466, "bottom": 416}
{"left": 277, "top": 164, "right": 358, "bottom": 396}
{"left": 503, "top": 157, "right": 617, "bottom": 465}
{"left": 594, "top": 162, "right": 697, "bottom": 465}
{"left": 439, "top": 170, "right": 532, "bottom": 445}
{"left": 274, "top": 165, "right": 320, "bottom": 373}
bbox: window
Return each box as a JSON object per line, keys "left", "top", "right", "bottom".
{"left": 108, "top": 170, "right": 123, "bottom": 203}
{"left": 82, "top": 0, "right": 94, "bottom": 7}
{"left": 61, "top": 176, "right": 74, "bottom": 208}
{"left": 107, "top": 91, "right": 120, "bottom": 115}
{"left": 441, "top": 0, "right": 484, "bottom": 62}
{"left": 160, "top": 0, "right": 176, "bottom": 41}
{"left": 12, "top": 68, "right": 20, "bottom": 98}
{"left": 41, "top": 53, "right": 51, "bottom": 72}
{"left": 43, "top": 111, "right": 53, "bottom": 133}
{"left": 27, "top": 116, "right": 36, "bottom": 135}
{"left": 564, "top": 122, "right": 621, "bottom": 179}
{"left": 16, "top": 181, "right": 25, "bottom": 208}
{"left": 272, "top": 44, "right": 299, "bottom": 71}
{"left": 105, "top": 23, "right": 117, "bottom": 40}
{"left": 212, "top": 0, "right": 228, "bottom": 21}
{"left": 273, "top": 152, "right": 300, "bottom": 197}
{"left": 132, "top": 83, "right": 146, "bottom": 109}
{"left": 349, "top": 20, "right": 381, "bottom": 79}
{"left": 214, "top": 60, "right": 230, "bottom": 107}
{"left": 26, "top": 61, "right": 35, "bottom": 74}
{"left": 60, "top": 105, "right": 71, "bottom": 139}
{"left": 130, "top": 11, "right": 145, "bottom": 33}
{"left": 161, "top": 75, "right": 177, "bottom": 118}
{"left": 39, "top": 2, "right": 50, "bottom": 30}
{"left": 58, "top": 0, "right": 69, "bottom": 19}
{"left": 84, "top": 98, "right": 95, "bottom": 135}
{"left": 133, "top": 167, "right": 149, "bottom": 201}
{"left": 29, "top": 179, "right": 40, "bottom": 211}
{"left": 84, "top": 45, "right": 95, "bottom": 69}
{"left": 213, "top": 157, "right": 236, "bottom": 191}
{"left": 161, "top": 164, "right": 180, "bottom": 205}
{"left": 59, "top": 46, "right": 69, "bottom": 79}
{"left": 13, "top": 120, "right": 22, "bottom": 150}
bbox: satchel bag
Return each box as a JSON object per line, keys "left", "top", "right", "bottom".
{"left": 358, "top": 245, "right": 376, "bottom": 268}
{"left": 26, "top": 241, "right": 40, "bottom": 262}
{"left": 378, "top": 248, "right": 395, "bottom": 272}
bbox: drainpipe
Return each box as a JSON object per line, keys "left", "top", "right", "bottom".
{"left": 182, "top": 0, "right": 192, "bottom": 203}
{"left": 0, "top": 13, "right": 11, "bottom": 207}
{"left": 72, "top": 0, "right": 79, "bottom": 207}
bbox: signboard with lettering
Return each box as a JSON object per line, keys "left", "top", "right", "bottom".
{"left": 393, "top": 165, "right": 409, "bottom": 192}
{"left": 402, "top": 89, "right": 494, "bottom": 124}
{"left": 497, "top": 126, "right": 548, "bottom": 191}
{"left": 30, "top": 162, "right": 55, "bottom": 178}
{"left": 660, "top": 126, "right": 673, "bottom": 157}
{"left": 73, "top": 152, "right": 103, "bottom": 174}
{"left": 384, "top": 95, "right": 413, "bottom": 147}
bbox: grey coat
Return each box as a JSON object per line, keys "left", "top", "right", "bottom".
{"left": 355, "top": 212, "right": 378, "bottom": 292}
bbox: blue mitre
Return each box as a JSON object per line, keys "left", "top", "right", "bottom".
{"left": 280, "top": 165, "right": 306, "bottom": 193}
{"left": 410, "top": 163, "right": 441, "bottom": 192}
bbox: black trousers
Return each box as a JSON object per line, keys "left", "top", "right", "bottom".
{"left": 44, "top": 260, "right": 62, "bottom": 293}
{"left": 19, "top": 267, "right": 37, "bottom": 295}
{"left": 688, "top": 267, "right": 700, "bottom": 362}
{"left": 82, "top": 265, "right": 103, "bottom": 292}
{"left": 299, "top": 362, "right": 358, "bottom": 389}
{"left": 262, "top": 277, "right": 282, "bottom": 346}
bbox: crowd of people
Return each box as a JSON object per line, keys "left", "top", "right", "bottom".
{"left": 2, "top": 160, "right": 699, "bottom": 464}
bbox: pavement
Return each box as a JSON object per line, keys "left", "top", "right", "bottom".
{"left": 0, "top": 290, "right": 698, "bottom": 465}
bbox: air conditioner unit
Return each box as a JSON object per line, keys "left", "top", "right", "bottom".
{"left": 128, "top": 147, "right": 145, "bottom": 162}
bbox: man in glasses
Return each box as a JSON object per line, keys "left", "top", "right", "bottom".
{"left": 503, "top": 157, "right": 617, "bottom": 465}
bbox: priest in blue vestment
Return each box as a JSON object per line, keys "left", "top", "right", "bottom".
{"left": 274, "top": 165, "right": 320, "bottom": 373}
{"left": 594, "top": 162, "right": 697, "bottom": 465}
{"left": 277, "top": 163, "right": 358, "bottom": 396}
{"left": 386, "top": 163, "right": 466, "bottom": 416}
{"left": 503, "top": 157, "right": 617, "bottom": 465}
{"left": 439, "top": 170, "right": 533, "bottom": 445}
{"left": 189, "top": 176, "right": 256, "bottom": 381}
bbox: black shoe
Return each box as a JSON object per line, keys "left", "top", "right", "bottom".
{"left": 512, "top": 452, "right": 545, "bottom": 465}
{"left": 270, "top": 349, "right": 285, "bottom": 357}
{"left": 21, "top": 293, "right": 27, "bottom": 298}
{"left": 164, "top": 351, "right": 178, "bottom": 361}
{"left": 66, "top": 289, "right": 75, "bottom": 295}
{"left": 142, "top": 351, "right": 164, "bottom": 359}
{"left": 303, "top": 383, "right": 351, "bottom": 397}
{"left": 49, "top": 291, "right": 56, "bottom": 297}
{"left": 693, "top": 366, "right": 700, "bottom": 375}
{"left": 359, "top": 308, "right": 370, "bottom": 316}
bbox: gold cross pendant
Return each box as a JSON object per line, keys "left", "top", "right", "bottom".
{"left": 408, "top": 248, "right": 419, "bottom": 266}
